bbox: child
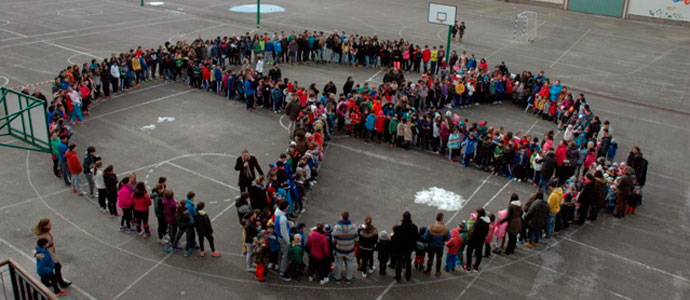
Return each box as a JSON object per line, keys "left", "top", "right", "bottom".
{"left": 195, "top": 202, "right": 221, "bottom": 257}
{"left": 493, "top": 209, "right": 508, "bottom": 253}
{"left": 375, "top": 230, "right": 391, "bottom": 276}
{"left": 266, "top": 225, "right": 280, "bottom": 271}
{"left": 287, "top": 234, "right": 303, "bottom": 279}
{"left": 627, "top": 186, "right": 642, "bottom": 215}
{"left": 445, "top": 229, "right": 461, "bottom": 272}
{"left": 414, "top": 227, "right": 427, "bottom": 270}
{"left": 36, "top": 238, "right": 68, "bottom": 296}
{"left": 483, "top": 214, "right": 496, "bottom": 257}
{"left": 252, "top": 231, "right": 268, "bottom": 282}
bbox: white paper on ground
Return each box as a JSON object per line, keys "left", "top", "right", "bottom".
{"left": 157, "top": 116, "right": 175, "bottom": 123}
{"left": 414, "top": 187, "right": 467, "bottom": 211}
{"left": 140, "top": 124, "right": 156, "bottom": 131}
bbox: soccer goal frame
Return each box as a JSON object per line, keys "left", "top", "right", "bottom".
{"left": 513, "top": 11, "right": 537, "bottom": 43}
{"left": 0, "top": 87, "right": 52, "bottom": 153}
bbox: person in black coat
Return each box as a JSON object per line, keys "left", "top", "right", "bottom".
{"left": 465, "top": 208, "right": 490, "bottom": 272}
{"left": 539, "top": 151, "right": 557, "bottom": 193}
{"left": 195, "top": 202, "right": 218, "bottom": 256}
{"left": 576, "top": 174, "right": 596, "bottom": 225}
{"left": 626, "top": 146, "right": 647, "bottom": 187}
{"left": 234, "top": 150, "right": 263, "bottom": 192}
{"left": 391, "top": 211, "right": 419, "bottom": 282}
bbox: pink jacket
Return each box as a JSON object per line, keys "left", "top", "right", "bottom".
{"left": 445, "top": 230, "right": 462, "bottom": 255}
{"left": 306, "top": 231, "right": 329, "bottom": 260}
{"left": 485, "top": 221, "right": 496, "bottom": 243}
{"left": 117, "top": 185, "right": 133, "bottom": 209}
{"left": 495, "top": 209, "right": 508, "bottom": 239}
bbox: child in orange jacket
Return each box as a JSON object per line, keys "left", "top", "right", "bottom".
{"left": 445, "top": 228, "right": 463, "bottom": 272}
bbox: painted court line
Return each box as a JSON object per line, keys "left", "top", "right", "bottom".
{"left": 88, "top": 90, "right": 193, "bottom": 121}
{"left": 165, "top": 161, "right": 239, "bottom": 191}
{"left": 375, "top": 280, "right": 397, "bottom": 300}
{"left": 447, "top": 173, "right": 492, "bottom": 225}
{"left": 454, "top": 256, "right": 496, "bottom": 300}
{"left": 482, "top": 179, "right": 511, "bottom": 209}
{"left": 550, "top": 28, "right": 591, "bottom": 68}
{"left": 519, "top": 259, "right": 633, "bottom": 300}
{"left": 562, "top": 237, "right": 690, "bottom": 283}
{"left": 113, "top": 253, "right": 173, "bottom": 300}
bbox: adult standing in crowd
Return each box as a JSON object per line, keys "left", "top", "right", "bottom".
{"left": 465, "top": 208, "right": 489, "bottom": 272}
{"left": 284, "top": 95, "right": 301, "bottom": 139}
{"left": 234, "top": 150, "right": 264, "bottom": 193}
{"left": 33, "top": 218, "right": 72, "bottom": 289}
{"left": 501, "top": 195, "right": 522, "bottom": 255}
{"left": 332, "top": 211, "right": 358, "bottom": 284}
{"left": 391, "top": 211, "right": 419, "bottom": 282}
{"left": 423, "top": 212, "right": 449, "bottom": 277}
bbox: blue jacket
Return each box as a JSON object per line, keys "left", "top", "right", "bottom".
{"left": 364, "top": 114, "right": 376, "bottom": 131}
{"left": 267, "top": 232, "right": 280, "bottom": 252}
{"left": 273, "top": 41, "right": 282, "bottom": 53}
{"left": 549, "top": 84, "right": 562, "bottom": 101}
{"left": 57, "top": 142, "right": 68, "bottom": 162}
{"left": 244, "top": 80, "right": 254, "bottom": 96}
{"left": 214, "top": 68, "right": 223, "bottom": 81}
{"left": 185, "top": 198, "right": 197, "bottom": 216}
{"left": 463, "top": 137, "right": 477, "bottom": 154}
{"left": 35, "top": 246, "right": 55, "bottom": 276}
{"left": 265, "top": 41, "right": 274, "bottom": 52}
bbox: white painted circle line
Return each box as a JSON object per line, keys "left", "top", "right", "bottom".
{"left": 0, "top": 76, "right": 9, "bottom": 88}
{"left": 0, "top": 20, "right": 10, "bottom": 27}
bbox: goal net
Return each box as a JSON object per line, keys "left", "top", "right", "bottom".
{"left": 513, "top": 11, "right": 537, "bottom": 43}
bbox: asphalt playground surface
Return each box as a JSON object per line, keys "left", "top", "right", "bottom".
{"left": 0, "top": 0, "right": 689, "bottom": 299}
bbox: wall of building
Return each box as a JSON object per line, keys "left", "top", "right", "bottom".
{"left": 627, "top": 0, "right": 690, "bottom": 22}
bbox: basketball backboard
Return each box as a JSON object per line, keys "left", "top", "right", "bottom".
{"left": 0, "top": 88, "right": 52, "bottom": 153}
{"left": 428, "top": 2, "right": 456, "bottom": 26}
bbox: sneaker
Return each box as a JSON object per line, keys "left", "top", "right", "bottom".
{"left": 57, "top": 290, "right": 68, "bottom": 297}
{"left": 524, "top": 242, "right": 533, "bottom": 248}
{"left": 268, "top": 263, "right": 274, "bottom": 269}
{"left": 319, "top": 278, "right": 329, "bottom": 285}
{"left": 309, "top": 276, "right": 314, "bottom": 282}
{"left": 273, "top": 264, "right": 279, "bottom": 271}
{"left": 279, "top": 275, "right": 291, "bottom": 281}
{"left": 247, "top": 267, "right": 256, "bottom": 272}
{"left": 346, "top": 278, "right": 354, "bottom": 284}
{"left": 301, "top": 208, "right": 306, "bottom": 213}
{"left": 211, "top": 251, "right": 221, "bottom": 257}
{"left": 368, "top": 266, "right": 375, "bottom": 273}
{"left": 138, "top": 231, "right": 144, "bottom": 236}
{"left": 362, "top": 272, "right": 367, "bottom": 278}
{"left": 79, "top": 191, "right": 87, "bottom": 196}
{"left": 200, "top": 250, "right": 207, "bottom": 257}
{"left": 183, "top": 249, "right": 192, "bottom": 257}
{"left": 126, "top": 228, "right": 137, "bottom": 233}
{"left": 165, "top": 246, "right": 174, "bottom": 253}
{"left": 157, "top": 238, "right": 167, "bottom": 244}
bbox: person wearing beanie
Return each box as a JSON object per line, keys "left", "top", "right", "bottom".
{"left": 375, "top": 230, "right": 392, "bottom": 276}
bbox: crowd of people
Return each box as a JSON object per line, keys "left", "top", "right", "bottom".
{"left": 33, "top": 28, "right": 651, "bottom": 292}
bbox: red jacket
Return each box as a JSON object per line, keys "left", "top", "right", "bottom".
{"left": 350, "top": 111, "right": 361, "bottom": 125}
{"left": 132, "top": 193, "right": 152, "bottom": 212}
{"left": 374, "top": 115, "right": 385, "bottom": 133}
{"left": 555, "top": 144, "right": 568, "bottom": 166}
{"left": 65, "top": 151, "right": 82, "bottom": 174}
{"left": 202, "top": 67, "right": 211, "bottom": 80}
{"left": 306, "top": 231, "right": 329, "bottom": 260}
{"left": 422, "top": 49, "right": 431, "bottom": 62}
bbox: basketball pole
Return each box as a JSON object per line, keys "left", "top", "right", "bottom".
{"left": 256, "top": 0, "right": 261, "bottom": 28}
{"left": 140, "top": 0, "right": 143, "bottom": 6}
{"left": 446, "top": 25, "right": 452, "bottom": 63}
